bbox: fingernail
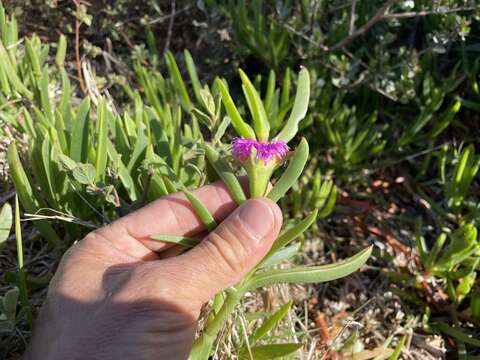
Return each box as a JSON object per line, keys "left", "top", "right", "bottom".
{"left": 238, "top": 199, "right": 274, "bottom": 241}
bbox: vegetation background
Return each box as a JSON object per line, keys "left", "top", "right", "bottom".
{"left": 1, "top": 0, "right": 480, "bottom": 359}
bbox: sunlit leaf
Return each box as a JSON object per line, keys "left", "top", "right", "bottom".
{"left": 0, "top": 202, "right": 12, "bottom": 247}
{"left": 244, "top": 246, "right": 372, "bottom": 291}
{"left": 274, "top": 68, "right": 310, "bottom": 143}
{"left": 267, "top": 138, "right": 309, "bottom": 202}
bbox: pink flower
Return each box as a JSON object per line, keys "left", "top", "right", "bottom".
{"left": 232, "top": 138, "right": 289, "bottom": 164}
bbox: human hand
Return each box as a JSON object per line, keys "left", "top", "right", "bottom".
{"left": 24, "top": 181, "right": 282, "bottom": 360}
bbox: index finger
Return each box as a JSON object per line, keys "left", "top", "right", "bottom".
{"left": 102, "top": 180, "right": 240, "bottom": 256}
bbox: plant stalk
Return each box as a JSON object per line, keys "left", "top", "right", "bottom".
{"left": 189, "top": 290, "right": 242, "bottom": 359}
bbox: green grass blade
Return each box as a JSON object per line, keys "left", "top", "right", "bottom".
{"left": 433, "top": 321, "right": 480, "bottom": 347}
{"left": 54, "top": 110, "right": 68, "bottom": 153}
{"left": 55, "top": 34, "right": 67, "bottom": 68}
{"left": 14, "top": 196, "right": 23, "bottom": 268}
{"left": 455, "top": 145, "right": 471, "bottom": 186}
{"left": 249, "top": 301, "right": 292, "bottom": 344}
{"left": 0, "top": 41, "right": 33, "bottom": 99}
{"left": 40, "top": 67, "right": 54, "bottom": 123}
{"left": 247, "top": 343, "right": 302, "bottom": 360}
{"left": 428, "top": 101, "right": 461, "bottom": 138}
{"left": 25, "top": 38, "right": 41, "bottom": 78}
{"left": 15, "top": 195, "right": 33, "bottom": 327}
{"left": 0, "top": 58, "right": 11, "bottom": 95}
{"left": 264, "top": 69, "right": 276, "bottom": 113}
{"left": 426, "top": 233, "right": 446, "bottom": 270}
{"left": 70, "top": 97, "right": 90, "bottom": 162}
{"left": 7, "top": 143, "right": 60, "bottom": 246}
{"left": 106, "top": 140, "right": 138, "bottom": 202}
{"left": 415, "top": 217, "right": 428, "bottom": 265}
{"left": 317, "top": 182, "right": 337, "bottom": 218}
{"left": 95, "top": 98, "right": 108, "bottom": 181}
{"left": 184, "top": 49, "right": 202, "bottom": 104}
{"left": 165, "top": 50, "right": 193, "bottom": 111}
{"left": 388, "top": 335, "right": 406, "bottom": 360}
{"left": 0, "top": 4, "right": 6, "bottom": 43}
{"left": 213, "top": 116, "right": 231, "bottom": 144}
{"left": 59, "top": 68, "right": 72, "bottom": 128}
{"left": 41, "top": 137, "right": 56, "bottom": 205}
{"left": 126, "top": 123, "right": 148, "bottom": 173}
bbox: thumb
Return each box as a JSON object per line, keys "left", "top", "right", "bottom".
{"left": 170, "top": 198, "right": 282, "bottom": 303}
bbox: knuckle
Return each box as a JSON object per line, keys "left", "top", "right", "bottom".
{"left": 127, "top": 264, "right": 176, "bottom": 300}
{"left": 203, "top": 231, "right": 249, "bottom": 276}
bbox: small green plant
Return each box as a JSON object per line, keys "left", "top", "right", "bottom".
{"left": 281, "top": 166, "right": 337, "bottom": 223}
{"left": 443, "top": 144, "right": 480, "bottom": 216}
{"left": 147, "top": 67, "right": 372, "bottom": 359}
{"left": 0, "top": 197, "right": 31, "bottom": 353}
{"left": 416, "top": 222, "right": 479, "bottom": 305}
{"left": 397, "top": 74, "right": 462, "bottom": 147}
{"left": 0, "top": 287, "right": 19, "bottom": 335}
{"left": 412, "top": 221, "right": 480, "bottom": 357}
{"left": 225, "top": 0, "right": 290, "bottom": 70}
{"left": 4, "top": 27, "right": 207, "bottom": 245}
{"left": 218, "top": 0, "right": 476, "bottom": 105}
{"left": 387, "top": 143, "right": 480, "bottom": 356}
{"left": 315, "top": 91, "right": 387, "bottom": 175}
{"left": 0, "top": 202, "right": 16, "bottom": 350}
{"left": 236, "top": 301, "right": 302, "bottom": 359}
{"left": 254, "top": 68, "right": 303, "bottom": 137}
{"left": 3, "top": 0, "right": 479, "bottom": 357}
{"left": 0, "top": 11, "right": 370, "bottom": 357}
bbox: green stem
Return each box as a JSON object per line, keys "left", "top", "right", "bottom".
{"left": 189, "top": 266, "right": 260, "bottom": 359}
{"left": 249, "top": 171, "right": 269, "bottom": 198}
{"left": 15, "top": 196, "right": 33, "bottom": 327}
{"left": 247, "top": 163, "right": 273, "bottom": 198}
{"left": 189, "top": 290, "right": 242, "bottom": 360}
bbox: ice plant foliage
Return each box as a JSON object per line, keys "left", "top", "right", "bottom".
{"left": 185, "top": 67, "right": 372, "bottom": 360}
{"left": 232, "top": 138, "right": 289, "bottom": 163}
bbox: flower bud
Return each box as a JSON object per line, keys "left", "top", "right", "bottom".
{"left": 232, "top": 138, "right": 289, "bottom": 197}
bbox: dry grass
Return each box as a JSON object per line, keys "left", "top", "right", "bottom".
{"left": 0, "top": 162, "right": 453, "bottom": 359}
{"left": 0, "top": 192, "right": 448, "bottom": 360}
{"left": 0, "top": 3, "right": 472, "bottom": 358}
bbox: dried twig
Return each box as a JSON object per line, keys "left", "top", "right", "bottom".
{"left": 383, "top": 6, "right": 476, "bottom": 19}
{"left": 0, "top": 190, "right": 15, "bottom": 204}
{"left": 73, "top": 0, "right": 87, "bottom": 94}
{"left": 112, "top": 3, "right": 192, "bottom": 29}
{"left": 327, "top": 1, "right": 475, "bottom": 53}
{"left": 163, "top": 0, "right": 176, "bottom": 55}
{"left": 149, "top": 4, "right": 191, "bottom": 26}
{"left": 326, "top": 0, "right": 400, "bottom": 53}
{"left": 283, "top": 23, "right": 328, "bottom": 50}
{"left": 349, "top": 0, "right": 357, "bottom": 35}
